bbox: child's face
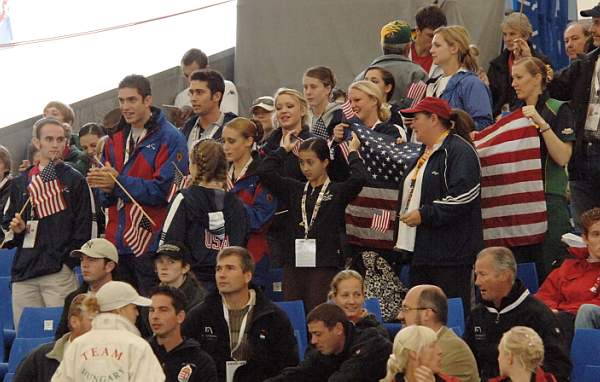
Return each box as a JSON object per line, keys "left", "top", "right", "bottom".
{"left": 298, "top": 150, "right": 328, "bottom": 183}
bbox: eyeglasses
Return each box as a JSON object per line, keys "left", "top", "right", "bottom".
{"left": 399, "top": 305, "right": 436, "bottom": 313}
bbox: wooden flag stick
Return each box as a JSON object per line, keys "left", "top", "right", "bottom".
{"left": 0, "top": 197, "right": 32, "bottom": 249}
{"left": 93, "top": 158, "right": 157, "bottom": 227}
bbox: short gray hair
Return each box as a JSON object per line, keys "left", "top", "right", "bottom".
{"left": 477, "top": 247, "right": 517, "bottom": 282}
{"left": 566, "top": 20, "right": 592, "bottom": 37}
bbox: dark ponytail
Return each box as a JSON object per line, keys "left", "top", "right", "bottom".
{"left": 445, "top": 109, "right": 475, "bottom": 145}
{"left": 249, "top": 118, "right": 265, "bottom": 143}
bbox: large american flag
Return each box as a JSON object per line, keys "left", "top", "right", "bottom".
{"left": 27, "top": 162, "right": 66, "bottom": 218}
{"left": 123, "top": 204, "right": 154, "bottom": 256}
{"left": 473, "top": 109, "right": 547, "bottom": 247}
{"left": 344, "top": 124, "right": 421, "bottom": 250}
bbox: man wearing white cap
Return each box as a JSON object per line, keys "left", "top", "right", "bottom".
{"left": 55, "top": 238, "right": 118, "bottom": 339}
{"left": 51, "top": 281, "right": 165, "bottom": 382}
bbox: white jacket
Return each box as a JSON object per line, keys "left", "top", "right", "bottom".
{"left": 51, "top": 313, "right": 165, "bottom": 382}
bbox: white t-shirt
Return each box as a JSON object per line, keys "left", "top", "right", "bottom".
{"left": 175, "top": 80, "right": 239, "bottom": 115}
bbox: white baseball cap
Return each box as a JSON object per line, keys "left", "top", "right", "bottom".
{"left": 96, "top": 281, "right": 151, "bottom": 312}
{"left": 70, "top": 238, "right": 119, "bottom": 263}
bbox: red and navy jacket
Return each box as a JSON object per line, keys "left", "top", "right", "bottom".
{"left": 229, "top": 155, "right": 278, "bottom": 264}
{"left": 100, "top": 107, "right": 188, "bottom": 255}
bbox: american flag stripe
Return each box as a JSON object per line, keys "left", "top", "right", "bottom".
{"left": 341, "top": 100, "right": 354, "bottom": 120}
{"left": 27, "top": 162, "right": 66, "bottom": 218}
{"left": 473, "top": 110, "right": 547, "bottom": 248}
{"left": 167, "top": 164, "right": 190, "bottom": 203}
{"left": 123, "top": 204, "right": 154, "bottom": 256}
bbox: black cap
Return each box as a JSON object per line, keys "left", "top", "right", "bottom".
{"left": 153, "top": 242, "right": 188, "bottom": 262}
{"left": 581, "top": 3, "right": 600, "bottom": 17}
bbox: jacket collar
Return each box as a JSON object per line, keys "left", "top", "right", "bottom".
{"left": 370, "top": 54, "right": 411, "bottom": 64}
{"left": 46, "top": 332, "right": 71, "bottom": 362}
{"left": 204, "top": 285, "right": 276, "bottom": 320}
{"left": 91, "top": 312, "right": 141, "bottom": 336}
{"left": 111, "top": 106, "right": 164, "bottom": 138}
{"left": 483, "top": 279, "right": 530, "bottom": 315}
{"left": 149, "top": 336, "right": 202, "bottom": 354}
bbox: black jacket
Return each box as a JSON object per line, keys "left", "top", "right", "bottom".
{"left": 182, "top": 287, "right": 299, "bottom": 382}
{"left": 0, "top": 176, "right": 12, "bottom": 243}
{"left": 13, "top": 333, "right": 68, "bottom": 382}
{"left": 549, "top": 47, "right": 600, "bottom": 180}
{"left": 181, "top": 112, "right": 238, "bottom": 141}
{"left": 355, "top": 313, "right": 388, "bottom": 339}
{"left": 1, "top": 162, "right": 94, "bottom": 281}
{"left": 258, "top": 149, "right": 368, "bottom": 267}
{"left": 393, "top": 134, "right": 483, "bottom": 266}
{"left": 55, "top": 283, "right": 88, "bottom": 339}
{"left": 259, "top": 127, "right": 314, "bottom": 183}
{"left": 487, "top": 45, "right": 551, "bottom": 117}
{"left": 160, "top": 186, "right": 249, "bottom": 284}
{"left": 149, "top": 336, "right": 217, "bottom": 382}
{"left": 465, "top": 280, "right": 572, "bottom": 382}
{"left": 265, "top": 322, "right": 392, "bottom": 382}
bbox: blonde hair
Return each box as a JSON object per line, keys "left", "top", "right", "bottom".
{"left": 190, "top": 139, "right": 228, "bottom": 186}
{"left": 380, "top": 326, "right": 438, "bottom": 381}
{"left": 500, "top": 326, "right": 544, "bottom": 373}
{"left": 328, "top": 270, "right": 364, "bottom": 300}
{"left": 274, "top": 88, "right": 309, "bottom": 128}
{"left": 434, "top": 25, "right": 480, "bottom": 73}
{"left": 348, "top": 80, "right": 391, "bottom": 122}
{"left": 501, "top": 12, "right": 533, "bottom": 39}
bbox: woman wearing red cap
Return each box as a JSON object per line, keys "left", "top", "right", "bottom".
{"left": 395, "top": 97, "right": 483, "bottom": 312}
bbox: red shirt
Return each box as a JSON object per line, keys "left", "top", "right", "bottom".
{"left": 410, "top": 43, "right": 433, "bottom": 74}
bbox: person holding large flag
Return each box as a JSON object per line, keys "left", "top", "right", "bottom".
{"left": 395, "top": 97, "right": 482, "bottom": 313}
{"left": 1, "top": 117, "right": 94, "bottom": 328}
{"left": 87, "top": 74, "right": 188, "bottom": 295}
{"left": 511, "top": 57, "right": 575, "bottom": 280}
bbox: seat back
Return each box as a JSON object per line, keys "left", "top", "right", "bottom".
{"left": 447, "top": 297, "right": 465, "bottom": 338}
{"left": 7, "top": 337, "right": 54, "bottom": 373}
{"left": 0, "top": 249, "right": 15, "bottom": 277}
{"left": 571, "top": 329, "right": 600, "bottom": 382}
{"left": 275, "top": 300, "right": 307, "bottom": 360}
{"left": 0, "top": 277, "right": 13, "bottom": 330}
{"left": 584, "top": 365, "right": 600, "bottom": 382}
{"left": 17, "top": 307, "right": 63, "bottom": 339}
{"left": 516, "top": 262, "right": 539, "bottom": 293}
{"left": 364, "top": 298, "right": 383, "bottom": 323}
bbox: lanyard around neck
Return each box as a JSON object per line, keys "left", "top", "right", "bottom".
{"left": 223, "top": 300, "right": 252, "bottom": 357}
{"left": 301, "top": 178, "right": 330, "bottom": 238}
{"left": 228, "top": 157, "right": 253, "bottom": 184}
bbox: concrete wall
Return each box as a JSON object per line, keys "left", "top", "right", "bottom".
{"left": 0, "top": 48, "right": 235, "bottom": 172}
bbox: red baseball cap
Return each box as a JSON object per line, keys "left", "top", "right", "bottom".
{"left": 400, "top": 97, "right": 452, "bottom": 120}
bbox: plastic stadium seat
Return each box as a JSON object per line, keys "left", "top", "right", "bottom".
{"left": 17, "top": 307, "right": 62, "bottom": 339}
{"left": 0, "top": 249, "right": 15, "bottom": 277}
{"left": 516, "top": 262, "right": 539, "bottom": 293}
{"left": 364, "top": 298, "right": 383, "bottom": 323}
{"left": 447, "top": 298, "right": 465, "bottom": 338}
{"left": 384, "top": 322, "right": 402, "bottom": 339}
{"left": 275, "top": 300, "right": 307, "bottom": 360}
{"left": 571, "top": 329, "right": 600, "bottom": 382}
{"left": 267, "top": 268, "right": 284, "bottom": 302}
{"left": 7, "top": 337, "right": 53, "bottom": 373}
{"left": 0, "top": 277, "right": 15, "bottom": 347}
{"left": 3, "top": 373, "right": 12, "bottom": 382}
{"left": 584, "top": 365, "right": 600, "bottom": 382}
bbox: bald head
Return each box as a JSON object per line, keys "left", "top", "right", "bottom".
{"left": 400, "top": 285, "right": 448, "bottom": 328}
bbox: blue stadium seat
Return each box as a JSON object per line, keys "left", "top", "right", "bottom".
{"left": 447, "top": 298, "right": 465, "bottom": 338}
{"left": 0, "top": 277, "right": 15, "bottom": 347}
{"left": 399, "top": 265, "right": 411, "bottom": 288}
{"left": 384, "top": 322, "right": 402, "bottom": 339}
{"left": 275, "top": 300, "right": 307, "bottom": 360}
{"left": 3, "top": 372, "right": 12, "bottom": 382}
{"left": 0, "top": 249, "right": 15, "bottom": 277}
{"left": 267, "top": 268, "right": 284, "bottom": 302}
{"left": 7, "top": 337, "right": 53, "bottom": 373}
{"left": 584, "top": 365, "right": 600, "bottom": 382}
{"left": 516, "top": 262, "right": 539, "bottom": 293}
{"left": 571, "top": 329, "right": 600, "bottom": 382}
{"left": 17, "top": 307, "right": 62, "bottom": 339}
{"left": 364, "top": 298, "right": 383, "bottom": 323}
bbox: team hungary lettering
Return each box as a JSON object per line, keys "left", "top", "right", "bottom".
{"left": 80, "top": 346, "right": 124, "bottom": 361}
{"left": 80, "top": 367, "right": 125, "bottom": 381}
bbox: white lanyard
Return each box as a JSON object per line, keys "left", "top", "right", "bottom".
{"left": 300, "top": 178, "right": 330, "bottom": 239}
{"left": 223, "top": 303, "right": 252, "bottom": 356}
{"left": 228, "top": 157, "right": 253, "bottom": 184}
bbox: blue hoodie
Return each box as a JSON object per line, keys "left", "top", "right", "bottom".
{"left": 439, "top": 70, "right": 493, "bottom": 131}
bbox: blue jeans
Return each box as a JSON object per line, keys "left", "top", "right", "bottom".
{"left": 574, "top": 304, "right": 600, "bottom": 329}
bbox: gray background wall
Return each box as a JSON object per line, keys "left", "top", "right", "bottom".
{"left": 234, "top": 0, "right": 506, "bottom": 113}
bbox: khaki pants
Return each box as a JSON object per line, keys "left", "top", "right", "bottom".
{"left": 12, "top": 264, "right": 79, "bottom": 330}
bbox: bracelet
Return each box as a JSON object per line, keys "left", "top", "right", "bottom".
{"left": 540, "top": 126, "right": 551, "bottom": 134}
